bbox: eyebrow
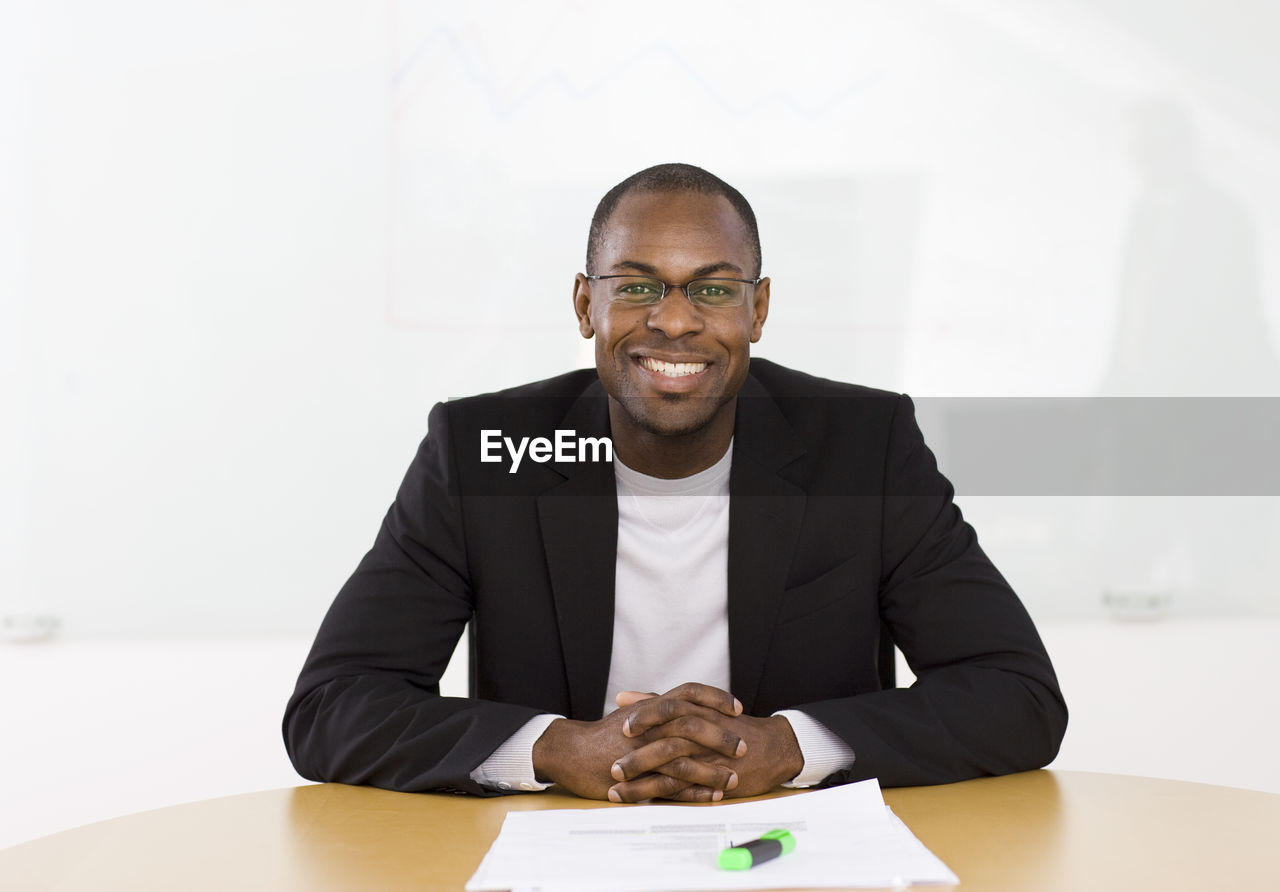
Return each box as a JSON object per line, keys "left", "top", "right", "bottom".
{"left": 610, "top": 260, "right": 746, "bottom": 277}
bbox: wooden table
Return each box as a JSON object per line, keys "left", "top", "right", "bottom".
{"left": 3, "top": 771, "right": 1278, "bottom": 890}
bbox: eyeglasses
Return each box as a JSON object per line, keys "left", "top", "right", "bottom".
{"left": 585, "top": 274, "right": 763, "bottom": 309}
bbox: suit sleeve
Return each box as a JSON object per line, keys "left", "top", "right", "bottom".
{"left": 799, "top": 394, "right": 1068, "bottom": 787}
{"left": 282, "top": 401, "right": 544, "bottom": 795}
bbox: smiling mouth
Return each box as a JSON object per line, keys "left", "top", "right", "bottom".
{"left": 638, "top": 357, "right": 709, "bottom": 378}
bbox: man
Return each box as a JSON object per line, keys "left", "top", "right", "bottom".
{"left": 284, "top": 164, "right": 1067, "bottom": 803}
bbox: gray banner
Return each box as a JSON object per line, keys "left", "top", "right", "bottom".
{"left": 917, "top": 398, "right": 1280, "bottom": 496}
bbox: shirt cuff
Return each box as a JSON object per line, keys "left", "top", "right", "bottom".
{"left": 469, "top": 713, "right": 564, "bottom": 792}
{"left": 773, "top": 709, "right": 855, "bottom": 788}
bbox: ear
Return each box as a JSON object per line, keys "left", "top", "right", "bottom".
{"left": 572, "top": 273, "right": 595, "bottom": 338}
{"left": 748, "top": 277, "right": 770, "bottom": 343}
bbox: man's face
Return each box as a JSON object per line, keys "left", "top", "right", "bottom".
{"left": 573, "top": 189, "right": 770, "bottom": 441}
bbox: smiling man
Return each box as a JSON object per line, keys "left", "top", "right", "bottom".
{"left": 284, "top": 164, "right": 1067, "bottom": 803}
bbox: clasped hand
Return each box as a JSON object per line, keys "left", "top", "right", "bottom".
{"left": 531, "top": 682, "right": 803, "bottom": 803}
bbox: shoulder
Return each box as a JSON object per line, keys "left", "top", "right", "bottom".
{"left": 745, "top": 357, "right": 905, "bottom": 426}
{"left": 741, "top": 360, "right": 938, "bottom": 496}
{"left": 736, "top": 359, "right": 915, "bottom": 486}
{"left": 747, "top": 358, "right": 899, "bottom": 400}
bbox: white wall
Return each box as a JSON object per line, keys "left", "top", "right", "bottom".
{"left": 5, "top": 1, "right": 1279, "bottom": 638}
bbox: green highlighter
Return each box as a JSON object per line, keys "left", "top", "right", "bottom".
{"left": 718, "top": 829, "right": 796, "bottom": 870}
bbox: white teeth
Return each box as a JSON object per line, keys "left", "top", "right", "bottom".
{"left": 641, "top": 357, "right": 708, "bottom": 378}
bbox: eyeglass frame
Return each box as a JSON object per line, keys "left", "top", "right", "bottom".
{"left": 583, "top": 273, "right": 765, "bottom": 308}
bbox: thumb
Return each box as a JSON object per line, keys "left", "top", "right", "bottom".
{"left": 615, "top": 690, "right": 658, "bottom": 707}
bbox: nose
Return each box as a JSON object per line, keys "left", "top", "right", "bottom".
{"left": 645, "top": 285, "right": 705, "bottom": 338}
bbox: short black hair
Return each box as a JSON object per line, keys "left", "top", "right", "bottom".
{"left": 586, "top": 163, "right": 762, "bottom": 277}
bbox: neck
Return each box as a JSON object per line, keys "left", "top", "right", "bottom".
{"left": 608, "top": 399, "right": 736, "bottom": 479}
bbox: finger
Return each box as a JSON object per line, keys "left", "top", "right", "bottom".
{"left": 661, "top": 682, "right": 743, "bottom": 717}
{"left": 663, "top": 785, "right": 732, "bottom": 803}
{"left": 612, "top": 742, "right": 740, "bottom": 791}
{"left": 624, "top": 695, "right": 725, "bottom": 738}
{"left": 615, "top": 690, "right": 658, "bottom": 708}
{"left": 649, "top": 756, "right": 738, "bottom": 793}
{"left": 662, "top": 785, "right": 722, "bottom": 803}
{"left": 612, "top": 736, "right": 697, "bottom": 780}
{"left": 608, "top": 773, "right": 709, "bottom": 804}
{"left": 612, "top": 735, "right": 693, "bottom": 780}
{"left": 618, "top": 684, "right": 740, "bottom": 731}
{"left": 625, "top": 706, "right": 748, "bottom": 759}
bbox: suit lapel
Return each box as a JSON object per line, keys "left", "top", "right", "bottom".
{"left": 537, "top": 382, "right": 617, "bottom": 720}
{"left": 728, "top": 374, "right": 807, "bottom": 713}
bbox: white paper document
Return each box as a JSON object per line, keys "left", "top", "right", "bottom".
{"left": 465, "top": 778, "right": 959, "bottom": 891}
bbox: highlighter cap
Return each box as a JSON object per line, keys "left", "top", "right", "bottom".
{"left": 718, "top": 848, "right": 755, "bottom": 870}
{"left": 762, "top": 829, "right": 796, "bottom": 854}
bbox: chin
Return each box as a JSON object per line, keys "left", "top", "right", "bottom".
{"left": 636, "top": 418, "right": 708, "bottom": 439}
{"left": 629, "top": 401, "right": 722, "bottom": 439}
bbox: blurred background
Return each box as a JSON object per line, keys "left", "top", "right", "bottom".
{"left": 3, "top": 0, "right": 1279, "bottom": 849}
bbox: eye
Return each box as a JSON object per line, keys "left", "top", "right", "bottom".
{"left": 614, "top": 279, "right": 663, "bottom": 303}
{"left": 688, "top": 279, "right": 741, "bottom": 306}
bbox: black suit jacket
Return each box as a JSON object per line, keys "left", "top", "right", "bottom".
{"left": 284, "top": 360, "right": 1067, "bottom": 795}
